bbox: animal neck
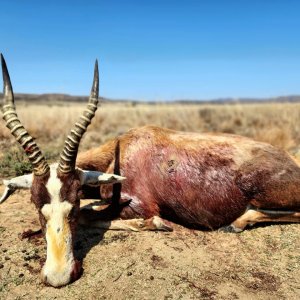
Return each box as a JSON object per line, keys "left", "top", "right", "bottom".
{"left": 76, "top": 138, "right": 117, "bottom": 172}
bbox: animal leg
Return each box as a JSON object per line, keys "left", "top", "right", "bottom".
{"left": 219, "top": 206, "right": 300, "bottom": 233}
{"left": 80, "top": 201, "right": 173, "bottom": 231}
{"left": 79, "top": 215, "right": 173, "bottom": 232}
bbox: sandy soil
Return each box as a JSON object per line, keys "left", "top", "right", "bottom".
{"left": 0, "top": 186, "right": 299, "bottom": 300}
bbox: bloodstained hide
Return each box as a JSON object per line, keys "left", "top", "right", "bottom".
{"left": 118, "top": 141, "right": 248, "bottom": 229}
{"left": 78, "top": 125, "right": 300, "bottom": 230}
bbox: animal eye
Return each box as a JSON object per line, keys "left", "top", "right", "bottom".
{"left": 67, "top": 207, "right": 76, "bottom": 222}
{"left": 67, "top": 211, "right": 73, "bottom": 221}
{"left": 77, "top": 188, "right": 84, "bottom": 200}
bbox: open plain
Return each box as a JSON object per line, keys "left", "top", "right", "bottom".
{"left": 0, "top": 101, "right": 299, "bottom": 299}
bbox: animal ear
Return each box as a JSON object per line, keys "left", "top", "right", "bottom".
{"left": 0, "top": 173, "right": 33, "bottom": 204}
{"left": 77, "top": 169, "right": 126, "bottom": 186}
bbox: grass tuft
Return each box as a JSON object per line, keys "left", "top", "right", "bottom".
{"left": 0, "top": 150, "right": 32, "bottom": 177}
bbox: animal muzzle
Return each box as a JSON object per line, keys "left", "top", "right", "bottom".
{"left": 71, "top": 259, "right": 83, "bottom": 282}
{"left": 41, "top": 259, "right": 82, "bottom": 287}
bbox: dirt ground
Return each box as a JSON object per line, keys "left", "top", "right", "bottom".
{"left": 0, "top": 186, "right": 299, "bottom": 300}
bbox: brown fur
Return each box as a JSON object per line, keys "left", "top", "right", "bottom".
{"left": 77, "top": 125, "right": 300, "bottom": 229}
{"left": 76, "top": 139, "right": 116, "bottom": 171}
{"left": 30, "top": 172, "right": 51, "bottom": 232}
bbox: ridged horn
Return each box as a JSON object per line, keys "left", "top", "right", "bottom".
{"left": 1, "top": 54, "right": 50, "bottom": 176}
{"left": 58, "top": 60, "right": 99, "bottom": 173}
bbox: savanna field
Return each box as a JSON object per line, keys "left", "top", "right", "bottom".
{"left": 0, "top": 101, "right": 299, "bottom": 299}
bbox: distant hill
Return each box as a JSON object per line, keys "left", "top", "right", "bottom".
{"left": 0, "top": 93, "right": 112, "bottom": 104}
{"left": 14, "top": 93, "right": 89, "bottom": 102}
{"left": 1, "top": 93, "right": 300, "bottom": 105}
{"left": 175, "top": 95, "right": 300, "bottom": 104}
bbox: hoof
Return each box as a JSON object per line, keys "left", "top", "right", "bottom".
{"left": 218, "top": 224, "right": 243, "bottom": 233}
{"left": 152, "top": 216, "right": 174, "bottom": 232}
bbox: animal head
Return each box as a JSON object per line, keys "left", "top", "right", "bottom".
{"left": 0, "top": 54, "right": 125, "bottom": 287}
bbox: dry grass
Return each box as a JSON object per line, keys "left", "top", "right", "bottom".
{"left": 1, "top": 101, "right": 300, "bottom": 154}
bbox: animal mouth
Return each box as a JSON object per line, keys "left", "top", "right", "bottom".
{"left": 71, "top": 259, "right": 83, "bottom": 282}
{"left": 41, "top": 259, "right": 83, "bottom": 287}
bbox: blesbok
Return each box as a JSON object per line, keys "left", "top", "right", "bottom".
{"left": 1, "top": 55, "right": 300, "bottom": 287}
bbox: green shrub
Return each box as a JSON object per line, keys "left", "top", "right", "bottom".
{"left": 0, "top": 150, "right": 32, "bottom": 177}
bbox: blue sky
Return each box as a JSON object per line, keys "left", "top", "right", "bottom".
{"left": 1, "top": 0, "right": 300, "bottom": 100}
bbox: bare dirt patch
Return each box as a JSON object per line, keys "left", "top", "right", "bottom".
{"left": 0, "top": 186, "right": 299, "bottom": 300}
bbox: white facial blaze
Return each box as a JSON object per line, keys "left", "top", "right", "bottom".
{"left": 46, "top": 163, "right": 63, "bottom": 204}
{"left": 41, "top": 165, "right": 75, "bottom": 287}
